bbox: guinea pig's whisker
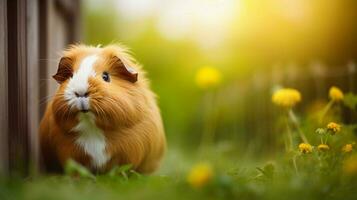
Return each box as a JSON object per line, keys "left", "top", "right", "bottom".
{"left": 108, "top": 103, "right": 119, "bottom": 116}
{"left": 39, "top": 95, "right": 54, "bottom": 105}
{"left": 104, "top": 97, "right": 117, "bottom": 106}
{"left": 67, "top": 105, "right": 74, "bottom": 121}
{"left": 100, "top": 98, "right": 117, "bottom": 115}
{"left": 97, "top": 108, "right": 105, "bottom": 119}
{"left": 39, "top": 93, "right": 66, "bottom": 105}
{"left": 55, "top": 102, "right": 68, "bottom": 116}
{"left": 92, "top": 105, "right": 100, "bottom": 117}
{"left": 65, "top": 104, "right": 74, "bottom": 122}
{"left": 39, "top": 93, "right": 56, "bottom": 101}
{"left": 98, "top": 102, "right": 109, "bottom": 119}
{"left": 93, "top": 107, "right": 103, "bottom": 119}
{"left": 96, "top": 105, "right": 106, "bottom": 119}
{"left": 56, "top": 99, "right": 72, "bottom": 118}
{"left": 39, "top": 58, "right": 59, "bottom": 62}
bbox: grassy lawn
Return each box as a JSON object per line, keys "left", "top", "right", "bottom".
{"left": 1, "top": 145, "right": 357, "bottom": 200}
{"left": 1, "top": 161, "right": 357, "bottom": 200}
{"left": 2, "top": 87, "right": 357, "bottom": 200}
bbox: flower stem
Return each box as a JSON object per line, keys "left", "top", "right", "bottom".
{"left": 319, "top": 100, "right": 334, "bottom": 123}
{"left": 293, "top": 155, "right": 298, "bottom": 174}
{"left": 324, "top": 134, "right": 330, "bottom": 144}
{"left": 288, "top": 109, "right": 308, "bottom": 143}
{"left": 199, "top": 91, "right": 217, "bottom": 155}
{"left": 284, "top": 114, "right": 293, "bottom": 151}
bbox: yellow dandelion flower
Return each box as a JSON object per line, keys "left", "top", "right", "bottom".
{"left": 326, "top": 122, "right": 341, "bottom": 134}
{"left": 342, "top": 144, "right": 353, "bottom": 153}
{"left": 329, "top": 86, "right": 344, "bottom": 102}
{"left": 272, "top": 88, "right": 301, "bottom": 108}
{"left": 317, "top": 144, "right": 330, "bottom": 151}
{"left": 343, "top": 155, "right": 357, "bottom": 175}
{"left": 195, "top": 67, "right": 222, "bottom": 89}
{"left": 187, "top": 163, "right": 214, "bottom": 188}
{"left": 299, "top": 143, "right": 312, "bottom": 154}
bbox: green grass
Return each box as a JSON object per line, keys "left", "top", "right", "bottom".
{"left": 3, "top": 90, "right": 357, "bottom": 200}
{"left": 1, "top": 146, "right": 357, "bottom": 200}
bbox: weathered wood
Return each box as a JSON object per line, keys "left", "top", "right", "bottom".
{"left": 0, "top": 0, "right": 81, "bottom": 175}
{"left": 27, "top": 0, "right": 40, "bottom": 173}
{"left": 39, "top": 0, "right": 48, "bottom": 117}
{"left": 0, "top": 0, "right": 9, "bottom": 175}
{"left": 7, "top": 0, "right": 30, "bottom": 175}
{"left": 55, "top": 0, "right": 81, "bottom": 42}
{"left": 40, "top": 0, "right": 81, "bottom": 117}
{"left": 38, "top": 0, "right": 81, "bottom": 171}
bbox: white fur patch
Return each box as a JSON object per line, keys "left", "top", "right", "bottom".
{"left": 65, "top": 55, "right": 98, "bottom": 110}
{"left": 73, "top": 112, "right": 109, "bottom": 168}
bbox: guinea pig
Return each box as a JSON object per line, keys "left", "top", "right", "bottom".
{"left": 40, "top": 44, "right": 166, "bottom": 174}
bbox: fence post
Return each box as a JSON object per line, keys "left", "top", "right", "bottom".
{"left": 0, "top": 0, "right": 9, "bottom": 175}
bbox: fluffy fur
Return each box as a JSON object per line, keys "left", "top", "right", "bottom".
{"left": 40, "top": 44, "right": 166, "bottom": 174}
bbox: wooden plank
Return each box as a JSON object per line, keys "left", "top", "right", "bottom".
{"left": 7, "top": 0, "right": 30, "bottom": 175}
{"left": 27, "top": 0, "right": 40, "bottom": 174}
{"left": 38, "top": 0, "right": 81, "bottom": 171}
{"left": 39, "top": 0, "right": 48, "bottom": 117}
{"left": 0, "top": 0, "right": 9, "bottom": 175}
{"left": 1, "top": 0, "right": 81, "bottom": 174}
{"left": 47, "top": 0, "right": 67, "bottom": 97}
{"left": 54, "top": 0, "right": 81, "bottom": 42}
{"left": 39, "top": 0, "right": 81, "bottom": 116}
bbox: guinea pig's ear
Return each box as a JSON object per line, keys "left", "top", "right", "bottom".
{"left": 113, "top": 56, "right": 138, "bottom": 83}
{"left": 53, "top": 57, "right": 73, "bottom": 84}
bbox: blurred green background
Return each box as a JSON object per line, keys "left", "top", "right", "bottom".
{"left": 82, "top": 0, "right": 357, "bottom": 169}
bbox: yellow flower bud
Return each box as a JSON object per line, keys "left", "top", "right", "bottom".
{"left": 195, "top": 67, "right": 222, "bottom": 89}
{"left": 318, "top": 144, "right": 330, "bottom": 151}
{"left": 272, "top": 88, "right": 301, "bottom": 108}
{"left": 299, "top": 143, "right": 312, "bottom": 154}
{"left": 187, "top": 163, "right": 214, "bottom": 188}
{"left": 327, "top": 122, "right": 341, "bottom": 135}
{"left": 329, "top": 86, "right": 344, "bottom": 102}
{"left": 342, "top": 144, "right": 353, "bottom": 153}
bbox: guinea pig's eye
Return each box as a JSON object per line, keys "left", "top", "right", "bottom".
{"left": 102, "top": 72, "right": 110, "bottom": 82}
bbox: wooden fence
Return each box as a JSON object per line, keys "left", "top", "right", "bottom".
{"left": 0, "top": 0, "right": 80, "bottom": 175}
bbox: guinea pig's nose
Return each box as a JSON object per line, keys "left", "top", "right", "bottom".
{"left": 75, "top": 91, "right": 89, "bottom": 98}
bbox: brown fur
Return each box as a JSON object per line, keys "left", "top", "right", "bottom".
{"left": 40, "top": 44, "right": 166, "bottom": 174}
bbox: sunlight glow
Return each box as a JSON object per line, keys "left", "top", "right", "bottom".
{"left": 115, "top": 0, "right": 239, "bottom": 49}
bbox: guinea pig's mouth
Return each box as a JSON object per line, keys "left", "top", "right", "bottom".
{"left": 75, "top": 97, "right": 91, "bottom": 113}
{"left": 80, "top": 109, "right": 89, "bottom": 113}
{"left": 79, "top": 105, "right": 90, "bottom": 113}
